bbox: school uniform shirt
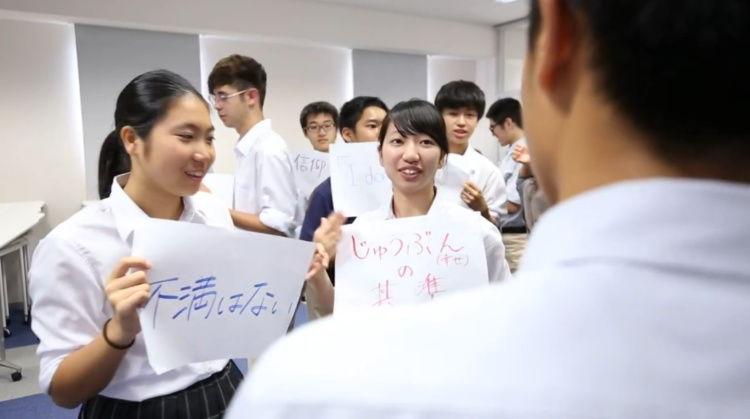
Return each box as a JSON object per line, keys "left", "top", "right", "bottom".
{"left": 29, "top": 174, "right": 230, "bottom": 403}
{"left": 225, "top": 179, "right": 750, "bottom": 418}
{"left": 436, "top": 147, "right": 508, "bottom": 221}
{"left": 299, "top": 177, "right": 357, "bottom": 285}
{"left": 353, "top": 189, "right": 511, "bottom": 284}
{"left": 234, "top": 119, "right": 301, "bottom": 237}
{"left": 497, "top": 138, "right": 526, "bottom": 228}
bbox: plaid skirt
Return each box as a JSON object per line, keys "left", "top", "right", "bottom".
{"left": 78, "top": 360, "right": 244, "bottom": 419}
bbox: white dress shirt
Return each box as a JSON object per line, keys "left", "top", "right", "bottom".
{"left": 498, "top": 137, "right": 526, "bottom": 205}
{"left": 226, "top": 179, "right": 750, "bottom": 418}
{"left": 354, "top": 190, "right": 511, "bottom": 284}
{"left": 436, "top": 147, "right": 508, "bottom": 221}
{"left": 234, "top": 119, "right": 301, "bottom": 237}
{"left": 29, "top": 175, "right": 230, "bottom": 402}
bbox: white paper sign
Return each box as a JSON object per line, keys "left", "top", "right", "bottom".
{"left": 330, "top": 142, "right": 392, "bottom": 217}
{"left": 132, "top": 219, "right": 315, "bottom": 373}
{"left": 435, "top": 155, "right": 472, "bottom": 207}
{"left": 201, "top": 173, "right": 235, "bottom": 209}
{"left": 292, "top": 149, "right": 330, "bottom": 201}
{"left": 333, "top": 214, "right": 489, "bottom": 315}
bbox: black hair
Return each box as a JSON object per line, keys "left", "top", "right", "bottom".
{"left": 299, "top": 101, "right": 339, "bottom": 131}
{"left": 339, "top": 96, "right": 389, "bottom": 134}
{"left": 378, "top": 99, "right": 449, "bottom": 156}
{"left": 98, "top": 69, "right": 206, "bottom": 197}
{"left": 434, "top": 80, "right": 486, "bottom": 117}
{"left": 207, "top": 54, "right": 267, "bottom": 107}
{"left": 486, "top": 98, "right": 523, "bottom": 129}
{"left": 97, "top": 130, "right": 130, "bottom": 199}
{"left": 529, "top": 0, "right": 750, "bottom": 181}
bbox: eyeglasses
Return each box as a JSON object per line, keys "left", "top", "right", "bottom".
{"left": 306, "top": 122, "right": 336, "bottom": 133}
{"left": 209, "top": 88, "right": 252, "bottom": 105}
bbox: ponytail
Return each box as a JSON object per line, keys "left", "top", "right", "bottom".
{"left": 97, "top": 130, "right": 131, "bottom": 199}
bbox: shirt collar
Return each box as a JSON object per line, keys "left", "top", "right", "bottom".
{"left": 108, "top": 173, "right": 202, "bottom": 244}
{"left": 506, "top": 137, "right": 526, "bottom": 156}
{"left": 380, "top": 188, "right": 443, "bottom": 220}
{"left": 235, "top": 119, "right": 273, "bottom": 156}
{"left": 523, "top": 179, "right": 750, "bottom": 277}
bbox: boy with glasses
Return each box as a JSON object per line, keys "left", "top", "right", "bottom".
{"left": 208, "top": 54, "right": 300, "bottom": 237}
{"left": 300, "top": 101, "right": 338, "bottom": 153}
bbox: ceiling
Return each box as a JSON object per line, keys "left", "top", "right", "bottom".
{"left": 302, "top": 0, "right": 529, "bottom": 26}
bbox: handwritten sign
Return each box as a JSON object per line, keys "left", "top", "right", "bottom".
{"left": 330, "top": 142, "right": 392, "bottom": 217}
{"left": 435, "top": 154, "right": 472, "bottom": 207}
{"left": 131, "top": 219, "right": 315, "bottom": 373}
{"left": 292, "top": 149, "right": 329, "bottom": 202}
{"left": 333, "top": 214, "right": 489, "bottom": 315}
{"left": 201, "top": 173, "right": 235, "bottom": 209}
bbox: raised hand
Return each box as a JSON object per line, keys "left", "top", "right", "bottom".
{"left": 512, "top": 143, "right": 530, "bottom": 164}
{"left": 103, "top": 257, "right": 152, "bottom": 347}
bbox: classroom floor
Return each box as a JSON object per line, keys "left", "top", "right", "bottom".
{"left": 0, "top": 306, "right": 309, "bottom": 418}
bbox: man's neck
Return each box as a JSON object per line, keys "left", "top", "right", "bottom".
{"left": 236, "top": 110, "right": 265, "bottom": 138}
{"left": 554, "top": 99, "right": 681, "bottom": 204}
{"left": 449, "top": 143, "right": 469, "bottom": 155}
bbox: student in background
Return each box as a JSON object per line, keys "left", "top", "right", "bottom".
{"left": 224, "top": 0, "right": 750, "bottom": 416}
{"left": 97, "top": 130, "right": 131, "bottom": 199}
{"left": 208, "top": 54, "right": 300, "bottom": 237}
{"left": 486, "top": 97, "right": 527, "bottom": 272}
{"left": 434, "top": 80, "right": 507, "bottom": 223}
{"left": 29, "top": 70, "right": 244, "bottom": 418}
{"left": 299, "top": 96, "right": 388, "bottom": 284}
{"left": 512, "top": 143, "right": 549, "bottom": 231}
{"left": 302, "top": 100, "right": 511, "bottom": 319}
{"left": 300, "top": 101, "right": 338, "bottom": 153}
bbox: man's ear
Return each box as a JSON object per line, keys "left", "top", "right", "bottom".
{"left": 341, "top": 127, "right": 354, "bottom": 142}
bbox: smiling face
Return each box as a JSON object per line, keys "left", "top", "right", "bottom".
{"left": 123, "top": 94, "right": 216, "bottom": 197}
{"left": 379, "top": 122, "right": 445, "bottom": 195}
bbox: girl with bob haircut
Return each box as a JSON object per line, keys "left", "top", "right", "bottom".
{"left": 306, "top": 99, "right": 511, "bottom": 319}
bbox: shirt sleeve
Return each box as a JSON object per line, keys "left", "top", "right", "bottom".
{"left": 482, "top": 223, "right": 513, "bottom": 283}
{"left": 258, "top": 150, "right": 300, "bottom": 237}
{"left": 29, "top": 234, "right": 106, "bottom": 394}
{"left": 483, "top": 167, "right": 508, "bottom": 221}
{"left": 506, "top": 163, "right": 522, "bottom": 205}
{"left": 299, "top": 181, "right": 332, "bottom": 242}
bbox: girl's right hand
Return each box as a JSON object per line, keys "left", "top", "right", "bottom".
{"left": 313, "top": 212, "right": 346, "bottom": 260}
{"left": 103, "top": 257, "right": 152, "bottom": 346}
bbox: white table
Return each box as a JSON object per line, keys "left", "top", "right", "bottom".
{"left": 0, "top": 201, "right": 45, "bottom": 382}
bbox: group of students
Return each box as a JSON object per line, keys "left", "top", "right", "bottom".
{"left": 28, "top": 51, "right": 516, "bottom": 416}
{"left": 25, "top": 0, "right": 750, "bottom": 416}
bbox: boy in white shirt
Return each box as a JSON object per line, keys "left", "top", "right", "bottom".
{"left": 487, "top": 97, "right": 527, "bottom": 272}
{"left": 208, "top": 54, "right": 300, "bottom": 237}
{"left": 434, "top": 80, "right": 507, "bottom": 223}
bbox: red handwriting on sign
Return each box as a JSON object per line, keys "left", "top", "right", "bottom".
{"left": 437, "top": 253, "right": 470, "bottom": 267}
{"left": 351, "top": 232, "right": 436, "bottom": 260}
{"left": 372, "top": 280, "right": 394, "bottom": 307}
{"left": 439, "top": 233, "right": 464, "bottom": 253}
{"left": 351, "top": 236, "right": 388, "bottom": 260}
{"left": 416, "top": 273, "right": 443, "bottom": 299}
{"left": 398, "top": 266, "right": 414, "bottom": 278}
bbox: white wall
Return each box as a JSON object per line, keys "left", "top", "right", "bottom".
{"left": 200, "top": 35, "right": 353, "bottom": 174}
{"left": 76, "top": 25, "right": 201, "bottom": 199}
{"left": 0, "top": 0, "right": 496, "bottom": 58}
{"left": 427, "top": 56, "right": 499, "bottom": 162}
{"left": 0, "top": 18, "right": 85, "bottom": 229}
{"left": 0, "top": 18, "right": 86, "bottom": 302}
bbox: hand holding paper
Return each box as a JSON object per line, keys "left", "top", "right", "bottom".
{"left": 132, "top": 219, "right": 315, "bottom": 373}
